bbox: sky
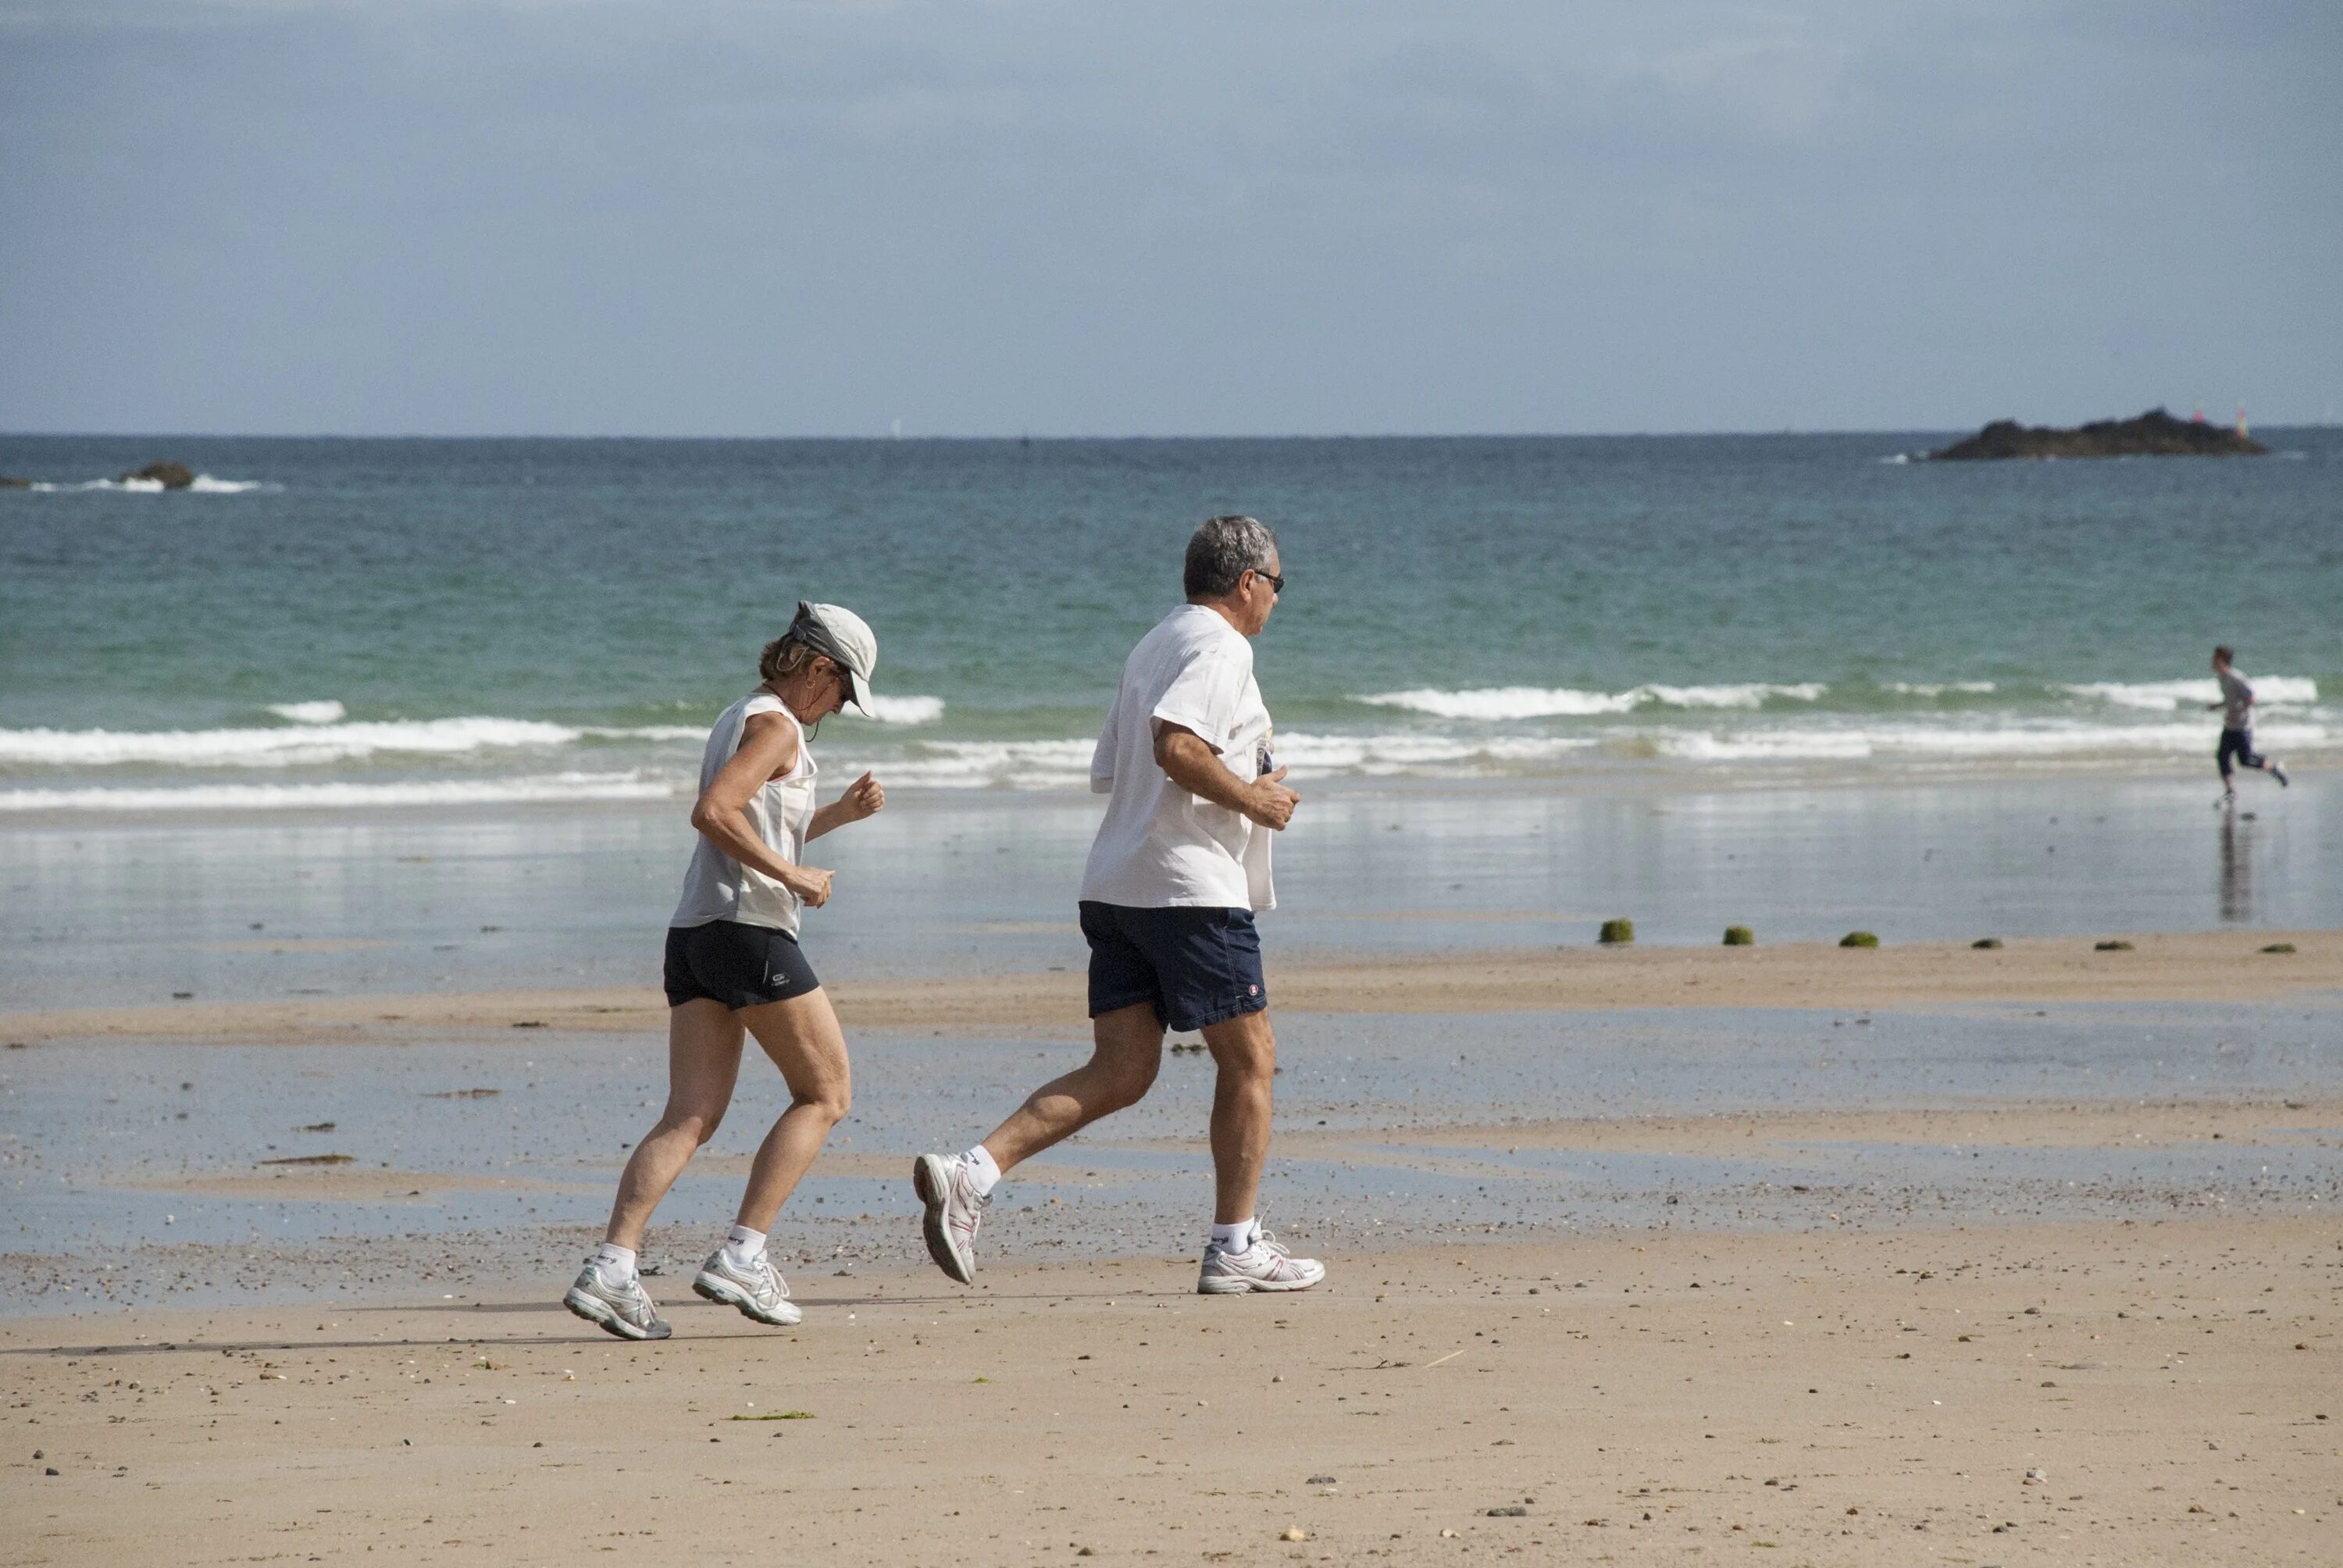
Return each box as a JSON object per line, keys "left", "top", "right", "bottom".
{"left": 2, "top": 1, "right": 2337, "bottom": 437}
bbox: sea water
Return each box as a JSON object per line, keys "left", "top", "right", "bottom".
{"left": 3, "top": 432, "right": 2338, "bottom": 808}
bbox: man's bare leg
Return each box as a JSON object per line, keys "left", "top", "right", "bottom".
{"left": 1200, "top": 1007, "right": 1275, "bottom": 1224}
{"left": 979, "top": 1002, "right": 1164, "bottom": 1173}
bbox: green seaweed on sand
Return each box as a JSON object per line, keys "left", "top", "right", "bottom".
{"left": 1839, "top": 931, "right": 1879, "bottom": 949}
{"left": 1599, "top": 918, "right": 1635, "bottom": 945}
{"left": 1721, "top": 925, "right": 1753, "bottom": 946}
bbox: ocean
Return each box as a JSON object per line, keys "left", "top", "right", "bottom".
{"left": 2, "top": 431, "right": 2337, "bottom": 813}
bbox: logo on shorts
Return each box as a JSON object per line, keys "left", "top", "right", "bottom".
{"left": 1247, "top": 984, "right": 1259, "bottom": 996}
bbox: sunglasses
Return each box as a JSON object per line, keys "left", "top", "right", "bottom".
{"left": 1250, "top": 566, "right": 1284, "bottom": 594}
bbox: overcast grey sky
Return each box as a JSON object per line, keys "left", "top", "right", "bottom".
{"left": 3, "top": 1, "right": 2336, "bottom": 436}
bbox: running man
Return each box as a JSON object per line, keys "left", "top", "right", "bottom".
{"left": 2208, "top": 645, "right": 2289, "bottom": 805}
{"left": 914, "top": 515, "right": 1324, "bottom": 1295}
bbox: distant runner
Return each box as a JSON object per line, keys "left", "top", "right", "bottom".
{"left": 914, "top": 515, "right": 1324, "bottom": 1295}
{"left": 2208, "top": 645, "right": 2289, "bottom": 806}
{"left": 563, "top": 602, "right": 886, "bottom": 1340}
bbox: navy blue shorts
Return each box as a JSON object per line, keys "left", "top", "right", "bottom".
{"left": 2216, "top": 728, "right": 2266, "bottom": 775}
{"left": 1079, "top": 900, "right": 1267, "bottom": 1034}
{"left": 663, "top": 920, "right": 821, "bottom": 1010}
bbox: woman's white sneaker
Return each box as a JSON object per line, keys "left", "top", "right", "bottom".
{"left": 692, "top": 1248, "right": 804, "bottom": 1326}
{"left": 913, "top": 1153, "right": 988, "bottom": 1284}
{"left": 1196, "top": 1229, "right": 1325, "bottom": 1294}
{"left": 563, "top": 1266, "right": 673, "bottom": 1339}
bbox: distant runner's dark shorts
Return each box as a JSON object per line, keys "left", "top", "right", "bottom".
{"left": 663, "top": 920, "right": 821, "bottom": 1010}
{"left": 2216, "top": 728, "right": 2265, "bottom": 775}
{"left": 1079, "top": 900, "right": 1266, "bottom": 1035}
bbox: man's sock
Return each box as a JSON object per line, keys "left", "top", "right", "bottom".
{"left": 962, "top": 1145, "right": 1002, "bottom": 1197}
{"left": 720, "top": 1224, "right": 766, "bottom": 1270}
{"left": 1211, "top": 1219, "right": 1258, "bottom": 1255}
{"left": 588, "top": 1242, "right": 637, "bottom": 1287}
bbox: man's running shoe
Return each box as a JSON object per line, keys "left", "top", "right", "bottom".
{"left": 563, "top": 1265, "right": 672, "bottom": 1340}
{"left": 2216, "top": 789, "right": 2237, "bottom": 809}
{"left": 693, "top": 1248, "right": 803, "bottom": 1327}
{"left": 913, "top": 1153, "right": 988, "bottom": 1285}
{"left": 1196, "top": 1228, "right": 1325, "bottom": 1294}
{"left": 2272, "top": 760, "right": 2289, "bottom": 788}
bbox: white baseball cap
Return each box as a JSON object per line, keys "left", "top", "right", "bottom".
{"left": 787, "top": 600, "right": 878, "bottom": 715}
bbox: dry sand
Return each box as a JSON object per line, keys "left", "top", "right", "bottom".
{"left": 6, "top": 1218, "right": 2336, "bottom": 1566}
{"left": 6, "top": 928, "right": 2336, "bottom": 1044}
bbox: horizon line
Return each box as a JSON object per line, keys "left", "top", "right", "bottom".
{"left": 6, "top": 419, "right": 2338, "bottom": 444}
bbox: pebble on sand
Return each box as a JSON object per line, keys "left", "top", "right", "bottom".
{"left": 1599, "top": 918, "right": 1635, "bottom": 945}
{"left": 1722, "top": 925, "right": 1754, "bottom": 946}
{"left": 1972, "top": 937, "right": 2004, "bottom": 949}
{"left": 2094, "top": 939, "right": 2134, "bottom": 952}
{"left": 1839, "top": 932, "right": 1879, "bottom": 949}
{"left": 2262, "top": 943, "right": 2297, "bottom": 954}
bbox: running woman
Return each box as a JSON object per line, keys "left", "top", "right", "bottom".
{"left": 2208, "top": 645, "right": 2289, "bottom": 806}
{"left": 914, "top": 515, "right": 1325, "bottom": 1296}
{"left": 564, "top": 602, "right": 886, "bottom": 1339}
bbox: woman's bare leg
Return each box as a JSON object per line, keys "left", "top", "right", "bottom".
{"left": 731, "top": 987, "right": 854, "bottom": 1232}
{"left": 603, "top": 1000, "right": 745, "bottom": 1249}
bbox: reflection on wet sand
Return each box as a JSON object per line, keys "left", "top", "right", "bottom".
{"left": 2220, "top": 808, "right": 2253, "bottom": 922}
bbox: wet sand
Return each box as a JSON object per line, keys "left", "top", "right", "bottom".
{"left": 6, "top": 928, "right": 2337, "bottom": 1043}
{"left": 5, "top": 1218, "right": 2336, "bottom": 1567}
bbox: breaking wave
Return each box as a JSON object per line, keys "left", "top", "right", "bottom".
{"left": 1358, "top": 682, "right": 1826, "bottom": 720}
{"left": 20, "top": 474, "right": 277, "bottom": 494}
{"left": 0, "top": 772, "right": 678, "bottom": 814}
{"left": 2059, "top": 676, "right": 2318, "bottom": 711}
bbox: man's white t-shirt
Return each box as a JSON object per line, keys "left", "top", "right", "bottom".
{"left": 1079, "top": 604, "right": 1275, "bottom": 911}
{"left": 2216, "top": 668, "right": 2255, "bottom": 731}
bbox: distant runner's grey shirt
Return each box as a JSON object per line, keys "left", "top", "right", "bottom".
{"left": 2216, "top": 668, "right": 2255, "bottom": 731}
{"left": 672, "top": 692, "right": 818, "bottom": 934}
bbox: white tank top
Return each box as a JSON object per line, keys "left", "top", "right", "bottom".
{"left": 670, "top": 691, "right": 818, "bottom": 934}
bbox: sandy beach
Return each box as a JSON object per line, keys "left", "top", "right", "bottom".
{"left": 7, "top": 1218, "right": 2337, "bottom": 1566}
{"left": 7, "top": 928, "right": 2337, "bottom": 1043}
{"left": 4, "top": 921, "right": 2338, "bottom": 1563}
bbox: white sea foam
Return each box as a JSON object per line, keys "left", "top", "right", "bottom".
{"left": 1656, "top": 718, "right": 2331, "bottom": 763}
{"left": 23, "top": 474, "right": 275, "bottom": 494}
{"left": 1882, "top": 681, "right": 1997, "bottom": 697}
{"left": 843, "top": 693, "right": 946, "bottom": 725}
{"left": 0, "top": 772, "right": 679, "bottom": 814}
{"left": 267, "top": 700, "right": 348, "bottom": 725}
{"left": 2063, "top": 675, "right": 2318, "bottom": 711}
{"left": 0, "top": 716, "right": 591, "bottom": 767}
{"left": 1358, "top": 682, "right": 1825, "bottom": 720}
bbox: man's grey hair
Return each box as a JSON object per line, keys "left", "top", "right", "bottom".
{"left": 1183, "top": 514, "right": 1278, "bottom": 599}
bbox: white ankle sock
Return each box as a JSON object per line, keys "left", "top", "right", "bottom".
{"left": 589, "top": 1242, "right": 637, "bottom": 1286}
{"left": 962, "top": 1145, "right": 1001, "bottom": 1197}
{"left": 1211, "top": 1219, "right": 1258, "bottom": 1255}
{"left": 721, "top": 1224, "right": 766, "bottom": 1270}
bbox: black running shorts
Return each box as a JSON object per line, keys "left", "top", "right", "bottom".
{"left": 662, "top": 920, "right": 822, "bottom": 1010}
{"left": 1079, "top": 900, "right": 1267, "bottom": 1034}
